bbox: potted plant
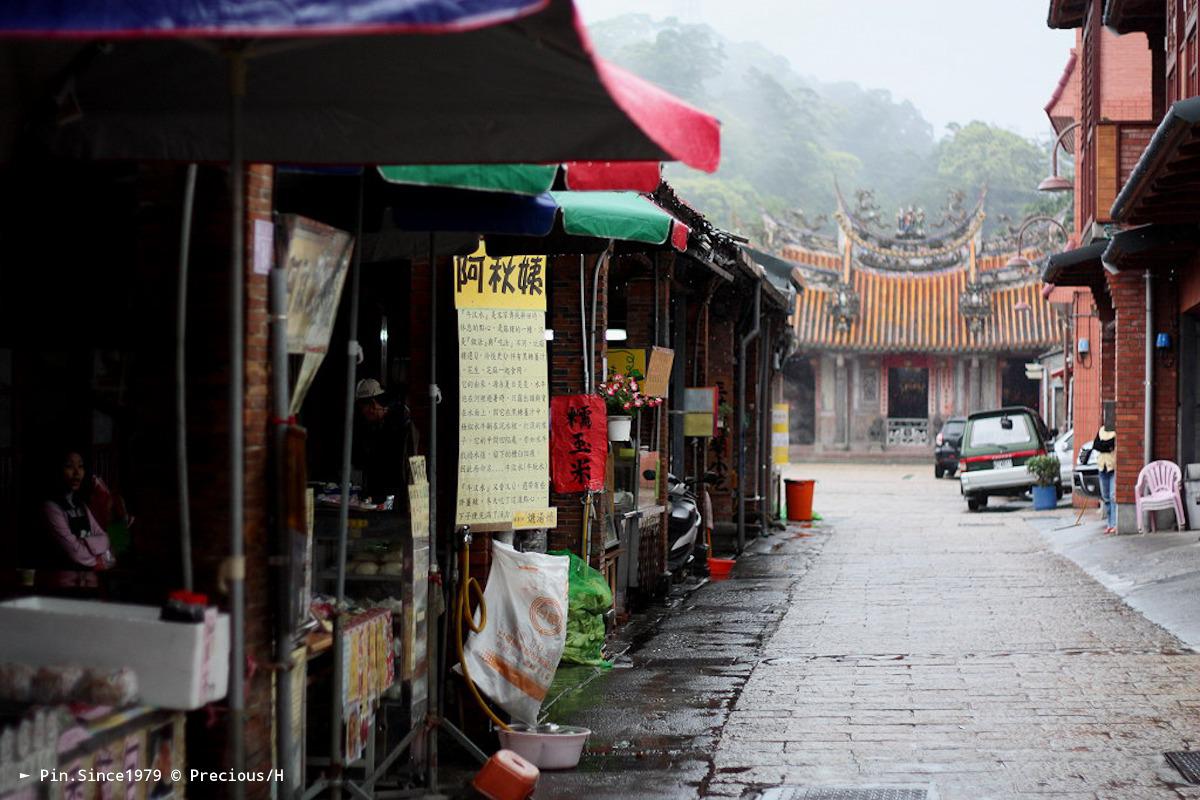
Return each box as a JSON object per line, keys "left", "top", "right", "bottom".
{"left": 597, "top": 369, "right": 663, "bottom": 442}
{"left": 1026, "top": 454, "right": 1061, "bottom": 510}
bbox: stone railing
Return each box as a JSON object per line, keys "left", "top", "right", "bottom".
{"left": 886, "top": 417, "right": 930, "bottom": 448}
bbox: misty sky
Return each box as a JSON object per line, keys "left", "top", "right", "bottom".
{"left": 576, "top": 0, "right": 1074, "bottom": 139}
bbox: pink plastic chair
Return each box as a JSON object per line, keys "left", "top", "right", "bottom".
{"left": 1134, "top": 460, "right": 1186, "bottom": 533}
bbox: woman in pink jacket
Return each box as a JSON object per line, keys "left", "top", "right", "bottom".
{"left": 40, "top": 449, "right": 117, "bottom": 589}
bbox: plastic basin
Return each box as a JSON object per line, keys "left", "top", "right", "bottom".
{"left": 707, "top": 557, "right": 735, "bottom": 580}
{"left": 497, "top": 724, "right": 591, "bottom": 770}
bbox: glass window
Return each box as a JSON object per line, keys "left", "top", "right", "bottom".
{"left": 943, "top": 420, "right": 965, "bottom": 437}
{"left": 968, "top": 415, "right": 1033, "bottom": 448}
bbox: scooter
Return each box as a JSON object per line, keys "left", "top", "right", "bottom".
{"left": 666, "top": 472, "right": 703, "bottom": 575}
{"left": 645, "top": 470, "right": 717, "bottom": 578}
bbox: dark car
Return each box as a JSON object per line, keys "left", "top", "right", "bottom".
{"left": 934, "top": 417, "right": 967, "bottom": 478}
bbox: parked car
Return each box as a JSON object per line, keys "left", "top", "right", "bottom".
{"left": 958, "top": 406, "right": 1061, "bottom": 512}
{"left": 934, "top": 416, "right": 967, "bottom": 478}
{"left": 1053, "top": 429, "right": 1074, "bottom": 490}
{"left": 1074, "top": 438, "right": 1101, "bottom": 498}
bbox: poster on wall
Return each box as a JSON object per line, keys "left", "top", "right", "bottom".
{"left": 550, "top": 395, "right": 606, "bottom": 493}
{"left": 454, "top": 243, "right": 550, "bottom": 528}
{"left": 280, "top": 214, "right": 355, "bottom": 415}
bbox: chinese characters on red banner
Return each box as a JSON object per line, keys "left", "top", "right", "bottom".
{"left": 550, "top": 395, "right": 607, "bottom": 493}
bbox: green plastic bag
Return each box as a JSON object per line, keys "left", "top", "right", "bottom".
{"left": 550, "top": 549, "right": 613, "bottom": 668}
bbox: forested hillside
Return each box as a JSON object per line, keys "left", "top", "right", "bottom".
{"left": 588, "top": 15, "right": 1066, "bottom": 239}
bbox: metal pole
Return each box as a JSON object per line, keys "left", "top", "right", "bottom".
{"left": 1145, "top": 269, "right": 1154, "bottom": 466}
{"left": 736, "top": 284, "right": 761, "bottom": 553}
{"left": 425, "top": 233, "right": 441, "bottom": 790}
{"left": 270, "top": 262, "right": 296, "bottom": 800}
{"left": 227, "top": 51, "right": 247, "bottom": 800}
{"left": 332, "top": 176, "right": 366, "bottom": 799}
{"left": 176, "top": 163, "right": 197, "bottom": 591}
{"left": 579, "top": 256, "right": 589, "bottom": 393}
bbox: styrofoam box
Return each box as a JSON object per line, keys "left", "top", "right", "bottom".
{"left": 0, "top": 596, "right": 230, "bottom": 710}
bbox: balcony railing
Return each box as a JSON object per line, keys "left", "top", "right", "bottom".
{"left": 886, "top": 418, "right": 930, "bottom": 448}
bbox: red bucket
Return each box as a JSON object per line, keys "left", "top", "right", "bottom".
{"left": 707, "top": 557, "right": 735, "bottom": 580}
{"left": 785, "top": 479, "right": 815, "bottom": 522}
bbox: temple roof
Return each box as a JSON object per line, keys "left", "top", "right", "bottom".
{"left": 791, "top": 263, "right": 1058, "bottom": 354}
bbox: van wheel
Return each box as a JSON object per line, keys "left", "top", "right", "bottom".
{"left": 967, "top": 496, "right": 985, "bottom": 512}
{"left": 934, "top": 465, "right": 945, "bottom": 479}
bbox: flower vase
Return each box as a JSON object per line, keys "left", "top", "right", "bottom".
{"left": 607, "top": 415, "right": 632, "bottom": 442}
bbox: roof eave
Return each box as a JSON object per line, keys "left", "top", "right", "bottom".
{"left": 1102, "top": 0, "right": 1166, "bottom": 34}
{"left": 1047, "top": 0, "right": 1087, "bottom": 29}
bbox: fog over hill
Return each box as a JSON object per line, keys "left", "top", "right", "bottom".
{"left": 588, "top": 15, "right": 1068, "bottom": 241}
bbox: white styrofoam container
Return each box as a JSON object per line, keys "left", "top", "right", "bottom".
{"left": 0, "top": 596, "right": 230, "bottom": 710}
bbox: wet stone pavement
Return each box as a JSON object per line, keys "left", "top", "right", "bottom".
{"left": 534, "top": 463, "right": 1200, "bottom": 800}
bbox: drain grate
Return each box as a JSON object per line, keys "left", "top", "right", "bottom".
{"left": 1166, "top": 751, "right": 1200, "bottom": 784}
{"left": 756, "top": 789, "right": 928, "bottom": 800}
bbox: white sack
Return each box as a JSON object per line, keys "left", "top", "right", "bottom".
{"left": 460, "top": 541, "right": 569, "bottom": 725}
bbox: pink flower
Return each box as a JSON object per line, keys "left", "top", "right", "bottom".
{"left": 607, "top": 387, "right": 616, "bottom": 395}
{"left": 630, "top": 381, "right": 638, "bottom": 391}
{"left": 623, "top": 402, "right": 632, "bottom": 410}
{"left": 634, "top": 398, "right": 644, "bottom": 407}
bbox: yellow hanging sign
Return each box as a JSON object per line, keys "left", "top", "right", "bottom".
{"left": 772, "top": 403, "right": 790, "bottom": 465}
{"left": 454, "top": 242, "right": 548, "bottom": 311}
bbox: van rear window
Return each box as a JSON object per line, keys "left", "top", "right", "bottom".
{"left": 968, "top": 415, "right": 1033, "bottom": 448}
{"left": 943, "top": 421, "right": 965, "bottom": 437}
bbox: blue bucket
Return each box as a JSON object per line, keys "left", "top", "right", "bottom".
{"left": 1032, "top": 485, "right": 1058, "bottom": 510}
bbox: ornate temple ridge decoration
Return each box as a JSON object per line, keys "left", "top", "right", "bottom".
{"left": 827, "top": 281, "right": 860, "bottom": 332}
{"left": 832, "top": 186, "right": 987, "bottom": 271}
{"left": 958, "top": 282, "right": 991, "bottom": 334}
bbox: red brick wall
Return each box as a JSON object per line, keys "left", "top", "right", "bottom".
{"left": 1106, "top": 269, "right": 1180, "bottom": 507}
{"left": 1109, "top": 271, "right": 1145, "bottom": 505}
{"left": 1071, "top": 290, "right": 1103, "bottom": 507}
{"left": 175, "top": 165, "right": 274, "bottom": 798}
{"left": 619, "top": 257, "right": 672, "bottom": 585}
{"left": 1099, "top": 28, "right": 1153, "bottom": 120}
{"left": 706, "top": 311, "right": 736, "bottom": 524}
{"left": 548, "top": 254, "right": 608, "bottom": 561}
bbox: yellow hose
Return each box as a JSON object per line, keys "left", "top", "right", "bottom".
{"left": 455, "top": 544, "right": 510, "bottom": 731}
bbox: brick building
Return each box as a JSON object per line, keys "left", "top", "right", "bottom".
{"left": 1040, "top": 0, "right": 1200, "bottom": 532}
{"left": 775, "top": 188, "right": 1060, "bottom": 457}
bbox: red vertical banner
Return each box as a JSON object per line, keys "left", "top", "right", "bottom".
{"left": 550, "top": 395, "right": 607, "bottom": 493}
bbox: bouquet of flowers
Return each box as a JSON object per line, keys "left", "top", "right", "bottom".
{"left": 597, "top": 369, "right": 663, "bottom": 417}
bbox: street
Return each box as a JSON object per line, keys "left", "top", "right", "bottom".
{"left": 539, "top": 463, "right": 1200, "bottom": 800}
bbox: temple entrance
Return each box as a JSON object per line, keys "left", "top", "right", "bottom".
{"left": 887, "top": 367, "right": 929, "bottom": 418}
{"left": 783, "top": 355, "right": 815, "bottom": 445}
{"left": 1001, "top": 357, "right": 1039, "bottom": 410}
{"left": 886, "top": 366, "right": 929, "bottom": 446}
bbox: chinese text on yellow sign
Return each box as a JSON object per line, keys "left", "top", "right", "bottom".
{"left": 455, "top": 244, "right": 550, "bottom": 528}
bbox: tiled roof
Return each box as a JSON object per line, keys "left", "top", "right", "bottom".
{"left": 793, "top": 268, "right": 1059, "bottom": 354}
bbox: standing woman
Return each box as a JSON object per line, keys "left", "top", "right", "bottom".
{"left": 39, "top": 448, "right": 117, "bottom": 592}
{"left": 1093, "top": 425, "right": 1117, "bottom": 534}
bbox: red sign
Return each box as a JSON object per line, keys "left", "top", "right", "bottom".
{"left": 550, "top": 395, "right": 607, "bottom": 493}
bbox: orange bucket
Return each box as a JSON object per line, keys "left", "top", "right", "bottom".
{"left": 472, "top": 749, "right": 539, "bottom": 800}
{"left": 707, "top": 557, "right": 735, "bottom": 580}
{"left": 785, "top": 479, "right": 815, "bottom": 522}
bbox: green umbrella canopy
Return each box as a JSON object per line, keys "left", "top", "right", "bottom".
{"left": 550, "top": 190, "right": 686, "bottom": 247}
{"left": 378, "top": 164, "right": 558, "bottom": 195}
